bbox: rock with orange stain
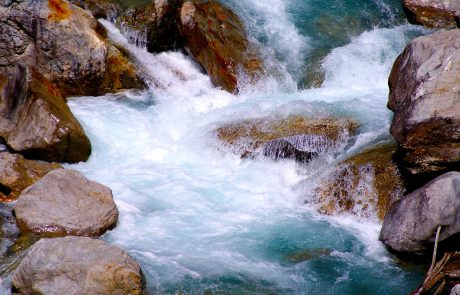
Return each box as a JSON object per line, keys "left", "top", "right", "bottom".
{"left": 12, "top": 237, "right": 143, "bottom": 294}
{"left": 404, "top": 0, "right": 460, "bottom": 28}
{"left": 0, "top": 0, "right": 145, "bottom": 97}
{"left": 0, "top": 64, "right": 91, "bottom": 163}
{"left": 388, "top": 29, "right": 460, "bottom": 174}
{"left": 312, "top": 144, "right": 404, "bottom": 221}
{"left": 0, "top": 152, "right": 62, "bottom": 201}
{"left": 178, "top": 0, "right": 263, "bottom": 93}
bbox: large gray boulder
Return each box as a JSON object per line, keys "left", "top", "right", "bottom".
{"left": 380, "top": 171, "right": 460, "bottom": 254}
{"left": 388, "top": 29, "right": 460, "bottom": 174}
{"left": 12, "top": 236, "right": 143, "bottom": 295}
{"left": 404, "top": 0, "right": 460, "bottom": 29}
{"left": 14, "top": 169, "right": 118, "bottom": 237}
{"left": 0, "top": 0, "right": 145, "bottom": 97}
{"left": 0, "top": 65, "right": 92, "bottom": 163}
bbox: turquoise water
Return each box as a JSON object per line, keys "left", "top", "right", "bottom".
{"left": 0, "top": 0, "right": 430, "bottom": 294}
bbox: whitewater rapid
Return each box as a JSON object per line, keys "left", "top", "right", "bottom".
{"left": 0, "top": 0, "right": 431, "bottom": 292}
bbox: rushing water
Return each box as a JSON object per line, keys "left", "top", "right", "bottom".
{"left": 0, "top": 0, "right": 431, "bottom": 294}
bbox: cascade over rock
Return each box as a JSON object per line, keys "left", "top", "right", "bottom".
{"left": 313, "top": 144, "right": 404, "bottom": 220}
{"left": 380, "top": 171, "right": 460, "bottom": 255}
{"left": 117, "top": 0, "right": 183, "bottom": 52}
{"left": 388, "top": 29, "right": 460, "bottom": 174}
{"left": 14, "top": 169, "right": 118, "bottom": 237}
{"left": 0, "top": 152, "right": 61, "bottom": 201}
{"left": 12, "top": 236, "right": 144, "bottom": 295}
{"left": 178, "top": 0, "right": 263, "bottom": 93}
{"left": 0, "top": 0, "right": 145, "bottom": 97}
{"left": 404, "top": 0, "right": 460, "bottom": 29}
{"left": 0, "top": 65, "right": 91, "bottom": 163}
{"left": 216, "top": 115, "right": 358, "bottom": 162}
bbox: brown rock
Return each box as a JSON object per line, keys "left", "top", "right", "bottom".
{"left": 0, "top": 0, "right": 145, "bottom": 97}
{"left": 14, "top": 169, "right": 118, "bottom": 238}
{"left": 388, "top": 29, "right": 460, "bottom": 174}
{"left": 313, "top": 144, "right": 404, "bottom": 220}
{"left": 117, "top": 0, "right": 183, "bottom": 52}
{"left": 12, "top": 236, "right": 143, "bottom": 295}
{"left": 69, "top": 0, "right": 122, "bottom": 19}
{"left": 0, "top": 152, "right": 61, "bottom": 201}
{"left": 216, "top": 115, "right": 358, "bottom": 161}
{"left": 178, "top": 0, "right": 263, "bottom": 93}
{"left": 0, "top": 65, "right": 91, "bottom": 163}
{"left": 404, "top": 0, "right": 460, "bottom": 29}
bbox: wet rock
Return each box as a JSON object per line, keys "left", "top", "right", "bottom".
{"left": 216, "top": 115, "right": 358, "bottom": 162}
{"left": 14, "top": 169, "right": 118, "bottom": 237}
{"left": 388, "top": 29, "right": 460, "bottom": 175}
{"left": 11, "top": 236, "right": 143, "bottom": 295}
{"left": 0, "top": 152, "right": 61, "bottom": 201}
{"left": 0, "top": 0, "right": 145, "bottom": 97}
{"left": 404, "top": 0, "right": 460, "bottom": 29}
{"left": 380, "top": 171, "right": 460, "bottom": 255}
{"left": 178, "top": 0, "right": 263, "bottom": 93}
{"left": 313, "top": 144, "right": 404, "bottom": 220}
{"left": 284, "top": 248, "right": 332, "bottom": 263}
{"left": 117, "top": 0, "right": 183, "bottom": 52}
{"left": 0, "top": 65, "right": 91, "bottom": 163}
{"left": 69, "top": 0, "right": 122, "bottom": 20}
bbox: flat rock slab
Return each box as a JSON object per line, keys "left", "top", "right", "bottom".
{"left": 12, "top": 236, "right": 143, "bottom": 295}
{"left": 14, "top": 169, "right": 118, "bottom": 237}
{"left": 380, "top": 171, "right": 460, "bottom": 254}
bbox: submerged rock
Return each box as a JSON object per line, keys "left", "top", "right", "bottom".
{"left": 0, "top": 152, "right": 61, "bottom": 201}
{"left": 380, "top": 171, "right": 460, "bottom": 255}
{"left": 117, "top": 0, "right": 183, "bottom": 52}
{"left": 178, "top": 0, "right": 263, "bottom": 93}
{"left": 388, "top": 29, "right": 460, "bottom": 175}
{"left": 0, "top": 65, "right": 91, "bottom": 163}
{"left": 284, "top": 248, "right": 332, "bottom": 263}
{"left": 216, "top": 115, "right": 358, "bottom": 162}
{"left": 14, "top": 169, "right": 118, "bottom": 237}
{"left": 12, "top": 236, "right": 143, "bottom": 295}
{"left": 404, "top": 0, "right": 460, "bottom": 29}
{"left": 313, "top": 144, "right": 404, "bottom": 220}
{"left": 0, "top": 0, "right": 145, "bottom": 97}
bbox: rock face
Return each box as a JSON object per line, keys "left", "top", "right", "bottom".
{"left": 313, "top": 144, "right": 404, "bottom": 220}
{"left": 388, "top": 29, "right": 460, "bottom": 175}
{"left": 404, "top": 0, "right": 460, "bottom": 29}
{"left": 0, "top": 152, "right": 61, "bottom": 201}
{"left": 118, "top": 0, "right": 183, "bottom": 53}
{"left": 12, "top": 236, "right": 143, "bottom": 295}
{"left": 178, "top": 0, "right": 263, "bottom": 93}
{"left": 0, "top": 65, "right": 91, "bottom": 163}
{"left": 14, "top": 169, "right": 118, "bottom": 237}
{"left": 380, "top": 171, "right": 460, "bottom": 254}
{"left": 0, "top": 0, "right": 145, "bottom": 97}
{"left": 216, "top": 115, "right": 358, "bottom": 162}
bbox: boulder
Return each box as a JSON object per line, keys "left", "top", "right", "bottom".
{"left": 14, "top": 169, "right": 118, "bottom": 237}
{"left": 216, "top": 115, "right": 358, "bottom": 162}
{"left": 117, "top": 0, "right": 183, "bottom": 52}
{"left": 0, "top": 152, "right": 61, "bottom": 201}
{"left": 0, "top": 0, "right": 145, "bottom": 97}
{"left": 313, "top": 144, "right": 404, "bottom": 220}
{"left": 380, "top": 171, "right": 460, "bottom": 255}
{"left": 12, "top": 236, "right": 143, "bottom": 295}
{"left": 178, "top": 0, "right": 263, "bottom": 93}
{"left": 0, "top": 65, "right": 91, "bottom": 163}
{"left": 404, "top": 0, "right": 460, "bottom": 29}
{"left": 388, "top": 29, "right": 460, "bottom": 175}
